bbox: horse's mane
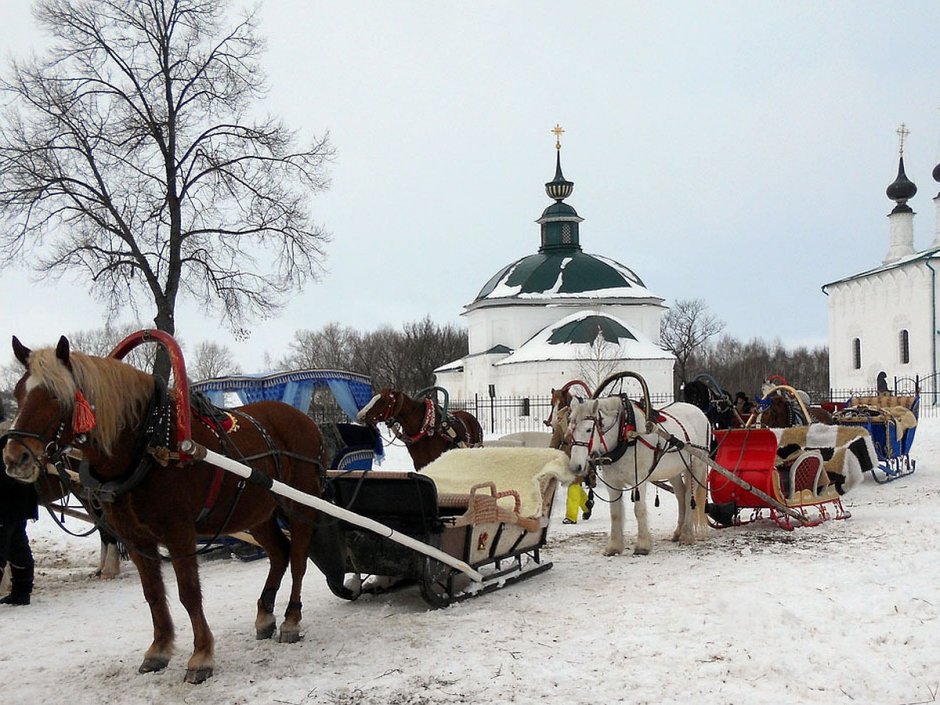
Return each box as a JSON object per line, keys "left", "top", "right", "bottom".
{"left": 29, "top": 347, "right": 154, "bottom": 455}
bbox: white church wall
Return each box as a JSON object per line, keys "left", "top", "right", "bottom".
{"left": 466, "top": 301, "right": 665, "bottom": 355}
{"left": 827, "top": 263, "right": 936, "bottom": 392}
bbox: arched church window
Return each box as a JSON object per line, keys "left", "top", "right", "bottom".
{"left": 899, "top": 329, "right": 910, "bottom": 364}
{"left": 852, "top": 338, "right": 861, "bottom": 370}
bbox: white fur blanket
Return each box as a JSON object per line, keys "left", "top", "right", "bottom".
{"left": 422, "top": 447, "right": 573, "bottom": 518}
{"left": 484, "top": 431, "right": 553, "bottom": 448}
{"left": 773, "top": 424, "right": 877, "bottom": 493}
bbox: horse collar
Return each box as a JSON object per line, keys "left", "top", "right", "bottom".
{"left": 78, "top": 378, "right": 172, "bottom": 503}
{"left": 392, "top": 399, "right": 436, "bottom": 444}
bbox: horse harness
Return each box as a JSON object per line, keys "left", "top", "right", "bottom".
{"left": 572, "top": 396, "right": 698, "bottom": 491}
{"left": 377, "top": 393, "right": 473, "bottom": 448}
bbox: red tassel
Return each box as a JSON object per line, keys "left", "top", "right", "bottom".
{"left": 72, "top": 390, "right": 97, "bottom": 434}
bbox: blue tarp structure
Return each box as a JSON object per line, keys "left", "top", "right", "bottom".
{"left": 191, "top": 369, "right": 375, "bottom": 421}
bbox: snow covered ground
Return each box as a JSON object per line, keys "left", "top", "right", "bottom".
{"left": 2, "top": 420, "right": 939, "bottom": 705}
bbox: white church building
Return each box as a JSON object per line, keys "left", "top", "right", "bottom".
{"left": 822, "top": 129, "right": 940, "bottom": 396}
{"left": 435, "top": 135, "right": 675, "bottom": 401}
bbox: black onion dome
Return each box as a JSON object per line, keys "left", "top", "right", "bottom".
{"left": 886, "top": 156, "right": 917, "bottom": 204}
{"left": 933, "top": 161, "right": 940, "bottom": 184}
{"left": 545, "top": 151, "right": 574, "bottom": 201}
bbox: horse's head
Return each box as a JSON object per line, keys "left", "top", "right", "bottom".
{"left": 3, "top": 336, "right": 80, "bottom": 483}
{"left": 356, "top": 388, "right": 403, "bottom": 425}
{"left": 3, "top": 335, "right": 154, "bottom": 483}
{"left": 566, "top": 397, "right": 625, "bottom": 477}
{"left": 681, "top": 380, "right": 710, "bottom": 411}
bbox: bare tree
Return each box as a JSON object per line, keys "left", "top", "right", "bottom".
{"left": 577, "top": 328, "right": 621, "bottom": 392}
{"left": 660, "top": 298, "right": 725, "bottom": 393}
{"left": 67, "top": 322, "right": 158, "bottom": 371}
{"left": 0, "top": 0, "right": 334, "bottom": 378}
{"left": 282, "top": 322, "right": 359, "bottom": 371}
{"left": 190, "top": 341, "right": 240, "bottom": 381}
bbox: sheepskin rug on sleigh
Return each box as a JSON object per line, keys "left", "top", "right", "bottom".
{"left": 422, "top": 447, "right": 574, "bottom": 518}
{"left": 773, "top": 423, "right": 877, "bottom": 493}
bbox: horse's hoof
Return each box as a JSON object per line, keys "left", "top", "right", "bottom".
{"left": 183, "top": 666, "right": 213, "bottom": 684}
{"left": 603, "top": 547, "right": 623, "bottom": 557}
{"left": 138, "top": 656, "right": 170, "bottom": 674}
{"left": 277, "top": 628, "right": 301, "bottom": 644}
{"left": 633, "top": 547, "right": 650, "bottom": 556}
{"left": 256, "top": 623, "right": 276, "bottom": 640}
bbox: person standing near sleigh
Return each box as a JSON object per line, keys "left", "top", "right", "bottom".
{"left": 0, "top": 398, "right": 38, "bottom": 606}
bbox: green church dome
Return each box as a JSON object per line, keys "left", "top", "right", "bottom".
{"left": 474, "top": 250, "right": 650, "bottom": 301}
{"left": 472, "top": 138, "right": 657, "bottom": 305}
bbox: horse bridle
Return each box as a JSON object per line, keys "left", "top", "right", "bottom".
{"left": 567, "top": 406, "right": 621, "bottom": 456}
{"left": 368, "top": 391, "right": 405, "bottom": 424}
{"left": 1, "top": 415, "right": 74, "bottom": 476}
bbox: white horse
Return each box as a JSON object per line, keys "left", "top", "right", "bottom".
{"left": 567, "top": 396, "right": 712, "bottom": 556}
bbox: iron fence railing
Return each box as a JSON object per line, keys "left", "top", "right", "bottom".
{"left": 447, "top": 384, "right": 938, "bottom": 434}
{"left": 449, "top": 393, "right": 677, "bottom": 435}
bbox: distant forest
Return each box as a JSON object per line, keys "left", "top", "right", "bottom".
{"left": 0, "top": 318, "right": 830, "bottom": 410}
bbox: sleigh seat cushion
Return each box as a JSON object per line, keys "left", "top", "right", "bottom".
{"left": 422, "top": 447, "right": 574, "bottom": 520}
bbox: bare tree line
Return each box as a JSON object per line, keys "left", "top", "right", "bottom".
{"left": 1, "top": 303, "right": 825, "bottom": 412}
{"left": 687, "top": 335, "right": 829, "bottom": 401}
{"left": 278, "top": 316, "right": 468, "bottom": 392}
{"left": 661, "top": 298, "right": 829, "bottom": 400}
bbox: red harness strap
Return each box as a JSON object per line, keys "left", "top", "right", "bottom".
{"left": 394, "top": 399, "right": 436, "bottom": 444}
{"left": 192, "top": 411, "right": 238, "bottom": 522}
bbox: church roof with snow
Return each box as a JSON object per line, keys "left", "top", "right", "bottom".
{"left": 467, "top": 137, "right": 662, "bottom": 309}
{"left": 494, "top": 311, "right": 673, "bottom": 365}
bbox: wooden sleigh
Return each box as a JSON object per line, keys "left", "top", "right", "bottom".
{"left": 324, "top": 447, "right": 566, "bottom": 606}
{"left": 833, "top": 393, "right": 919, "bottom": 483}
{"left": 706, "top": 428, "right": 852, "bottom": 529}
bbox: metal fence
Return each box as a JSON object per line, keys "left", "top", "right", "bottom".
{"left": 450, "top": 382, "right": 938, "bottom": 435}
{"left": 449, "top": 392, "right": 677, "bottom": 436}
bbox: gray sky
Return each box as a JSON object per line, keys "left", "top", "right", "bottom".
{"left": 1, "top": 1, "right": 939, "bottom": 373}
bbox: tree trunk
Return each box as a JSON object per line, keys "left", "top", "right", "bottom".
{"left": 152, "top": 307, "right": 176, "bottom": 385}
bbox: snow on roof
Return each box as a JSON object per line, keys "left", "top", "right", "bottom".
{"left": 822, "top": 246, "right": 940, "bottom": 290}
{"left": 494, "top": 310, "right": 673, "bottom": 365}
{"left": 475, "top": 251, "right": 661, "bottom": 303}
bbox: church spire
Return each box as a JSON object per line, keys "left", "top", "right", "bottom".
{"left": 545, "top": 124, "right": 574, "bottom": 201}
{"left": 538, "top": 124, "right": 583, "bottom": 252}
{"left": 884, "top": 123, "right": 917, "bottom": 263}
{"left": 930, "top": 145, "right": 940, "bottom": 249}
{"left": 886, "top": 123, "right": 917, "bottom": 213}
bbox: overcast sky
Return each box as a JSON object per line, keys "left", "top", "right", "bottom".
{"left": 1, "top": 1, "right": 939, "bottom": 374}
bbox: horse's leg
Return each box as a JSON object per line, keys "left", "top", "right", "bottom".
{"left": 668, "top": 474, "right": 689, "bottom": 542}
{"left": 691, "top": 458, "right": 710, "bottom": 539}
{"left": 97, "top": 534, "right": 121, "bottom": 579}
{"left": 278, "top": 513, "right": 315, "bottom": 643}
{"left": 163, "top": 533, "right": 214, "bottom": 684}
{"left": 127, "top": 542, "right": 175, "bottom": 675}
{"left": 633, "top": 483, "right": 652, "bottom": 555}
{"left": 604, "top": 483, "right": 626, "bottom": 556}
{"left": 249, "top": 519, "right": 292, "bottom": 640}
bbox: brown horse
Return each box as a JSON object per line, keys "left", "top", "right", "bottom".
{"left": 545, "top": 380, "right": 592, "bottom": 453}
{"left": 356, "top": 388, "right": 483, "bottom": 470}
{"left": 759, "top": 394, "right": 834, "bottom": 428}
{"left": 2, "top": 336, "right": 338, "bottom": 683}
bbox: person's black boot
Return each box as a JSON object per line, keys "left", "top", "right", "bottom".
{"left": 0, "top": 564, "right": 32, "bottom": 605}
{"left": 0, "top": 592, "right": 30, "bottom": 605}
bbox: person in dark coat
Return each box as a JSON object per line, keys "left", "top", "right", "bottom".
{"left": 0, "top": 397, "right": 39, "bottom": 606}
{"left": 876, "top": 371, "right": 889, "bottom": 394}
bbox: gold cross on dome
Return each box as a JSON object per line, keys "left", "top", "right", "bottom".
{"left": 897, "top": 123, "right": 910, "bottom": 156}
{"left": 552, "top": 123, "right": 565, "bottom": 150}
